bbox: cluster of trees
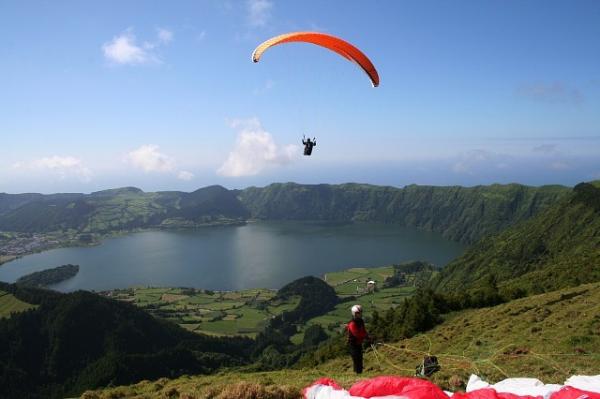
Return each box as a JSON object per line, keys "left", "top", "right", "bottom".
{"left": 16, "top": 264, "right": 79, "bottom": 287}
{"left": 251, "top": 277, "right": 339, "bottom": 370}
{"left": 384, "top": 261, "right": 436, "bottom": 288}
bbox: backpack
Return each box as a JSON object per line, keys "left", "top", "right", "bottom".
{"left": 415, "top": 355, "right": 440, "bottom": 377}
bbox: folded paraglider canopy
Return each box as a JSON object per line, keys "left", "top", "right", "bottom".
{"left": 302, "top": 375, "right": 600, "bottom": 399}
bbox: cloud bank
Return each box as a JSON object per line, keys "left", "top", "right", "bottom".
{"left": 126, "top": 145, "right": 175, "bottom": 172}
{"left": 125, "top": 145, "right": 195, "bottom": 183}
{"left": 218, "top": 118, "right": 298, "bottom": 177}
{"left": 12, "top": 156, "right": 92, "bottom": 182}
{"left": 177, "top": 171, "right": 194, "bottom": 181}
{"left": 102, "top": 28, "right": 173, "bottom": 65}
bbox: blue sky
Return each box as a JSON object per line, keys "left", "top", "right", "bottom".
{"left": 1, "top": 1, "right": 599, "bottom": 193}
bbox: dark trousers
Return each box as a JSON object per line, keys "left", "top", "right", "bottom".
{"left": 349, "top": 344, "right": 363, "bottom": 374}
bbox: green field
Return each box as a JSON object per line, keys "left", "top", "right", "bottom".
{"left": 104, "top": 264, "right": 429, "bottom": 341}
{"left": 105, "top": 287, "right": 298, "bottom": 337}
{"left": 105, "top": 264, "right": 429, "bottom": 340}
{"left": 290, "top": 283, "right": 416, "bottom": 344}
{"left": 324, "top": 266, "right": 394, "bottom": 294}
{"left": 0, "top": 290, "right": 36, "bottom": 318}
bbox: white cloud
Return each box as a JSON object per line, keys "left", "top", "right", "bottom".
{"left": 218, "top": 118, "right": 299, "bottom": 177}
{"left": 247, "top": 0, "right": 272, "bottom": 27}
{"left": 177, "top": 170, "right": 194, "bottom": 181}
{"left": 102, "top": 30, "right": 150, "bottom": 65}
{"left": 102, "top": 28, "right": 173, "bottom": 65}
{"left": 157, "top": 28, "right": 173, "bottom": 44}
{"left": 126, "top": 145, "right": 175, "bottom": 172}
{"left": 12, "top": 156, "right": 92, "bottom": 182}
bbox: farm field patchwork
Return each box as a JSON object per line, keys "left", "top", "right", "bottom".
{"left": 105, "top": 264, "right": 430, "bottom": 340}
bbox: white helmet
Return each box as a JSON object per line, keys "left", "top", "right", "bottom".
{"left": 351, "top": 304, "right": 362, "bottom": 315}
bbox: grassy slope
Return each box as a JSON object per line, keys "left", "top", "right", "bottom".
{"left": 0, "top": 290, "right": 36, "bottom": 318}
{"left": 83, "top": 282, "right": 600, "bottom": 399}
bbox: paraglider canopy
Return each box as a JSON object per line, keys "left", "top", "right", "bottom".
{"left": 252, "top": 31, "right": 380, "bottom": 87}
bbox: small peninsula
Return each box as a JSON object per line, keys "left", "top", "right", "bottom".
{"left": 16, "top": 264, "right": 79, "bottom": 287}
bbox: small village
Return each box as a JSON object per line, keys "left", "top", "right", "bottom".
{"left": 0, "top": 231, "right": 84, "bottom": 264}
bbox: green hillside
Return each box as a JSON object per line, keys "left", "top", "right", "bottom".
{"left": 0, "top": 185, "right": 248, "bottom": 233}
{"left": 1, "top": 183, "right": 568, "bottom": 245}
{"left": 81, "top": 282, "right": 600, "bottom": 398}
{"left": 431, "top": 181, "right": 600, "bottom": 295}
{"left": 0, "top": 193, "right": 44, "bottom": 215}
{"left": 239, "top": 182, "right": 568, "bottom": 244}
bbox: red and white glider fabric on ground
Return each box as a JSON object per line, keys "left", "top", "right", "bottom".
{"left": 303, "top": 375, "right": 600, "bottom": 399}
{"left": 303, "top": 376, "right": 453, "bottom": 399}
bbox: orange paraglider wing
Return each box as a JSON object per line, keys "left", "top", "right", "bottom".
{"left": 252, "top": 32, "right": 379, "bottom": 87}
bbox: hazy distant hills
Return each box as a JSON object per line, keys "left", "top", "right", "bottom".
{"left": 0, "top": 182, "right": 569, "bottom": 244}
{"left": 431, "top": 181, "right": 600, "bottom": 295}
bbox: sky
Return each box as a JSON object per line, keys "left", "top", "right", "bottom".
{"left": 1, "top": 0, "right": 599, "bottom": 194}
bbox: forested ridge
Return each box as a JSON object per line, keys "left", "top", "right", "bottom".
{"left": 430, "top": 181, "right": 600, "bottom": 295}
{"left": 238, "top": 182, "right": 569, "bottom": 243}
{"left": 0, "top": 182, "right": 569, "bottom": 244}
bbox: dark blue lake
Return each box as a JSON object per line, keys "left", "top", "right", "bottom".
{"left": 0, "top": 221, "right": 466, "bottom": 292}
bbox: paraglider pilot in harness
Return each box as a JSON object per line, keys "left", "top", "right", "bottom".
{"left": 347, "top": 304, "right": 369, "bottom": 374}
{"left": 302, "top": 135, "right": 316, "bottom": 156}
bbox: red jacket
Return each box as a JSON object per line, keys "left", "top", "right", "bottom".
{"left": 347, "top": 318, "right": 367, "bottom": 346}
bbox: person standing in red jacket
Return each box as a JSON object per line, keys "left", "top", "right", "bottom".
{"left": 347, "top": 304, "right": 369, "bottom": 374}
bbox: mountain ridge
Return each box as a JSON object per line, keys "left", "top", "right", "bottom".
{"left": 430, "top": 181, "right": 600, "bottom": 295}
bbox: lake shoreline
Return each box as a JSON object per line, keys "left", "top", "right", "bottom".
{"left": 0, "top": 221, "right": 466, "bottom": 293}
{"left": 0, "top": 219, "right": 248, "bottom": 267}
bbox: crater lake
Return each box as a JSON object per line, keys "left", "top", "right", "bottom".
{"left": 0, "top": 221, "right": 466, "bottom": 292}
